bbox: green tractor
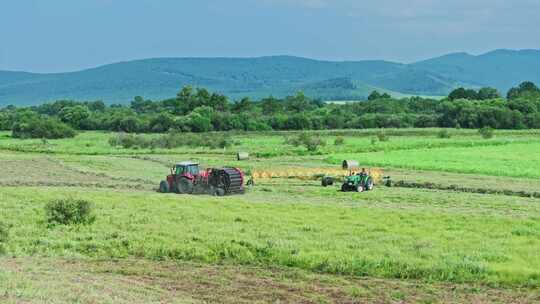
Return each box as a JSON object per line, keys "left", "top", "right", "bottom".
{"left": 341, "top": 172, "right": 374, "bottom": 192}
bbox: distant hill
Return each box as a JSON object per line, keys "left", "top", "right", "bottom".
{"left": 412, "top": 49, "right": 540, "bottom": 93}
{"left": 1, "top": 49, "right": 539, "bottom": 105}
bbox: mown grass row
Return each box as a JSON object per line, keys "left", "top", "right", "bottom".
{"left": 391, "top": 180, "right": 540, "bottom": 199}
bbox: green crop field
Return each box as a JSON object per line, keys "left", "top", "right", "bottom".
{"left": 1, "top": 129, "right": 540, "bottom": 303}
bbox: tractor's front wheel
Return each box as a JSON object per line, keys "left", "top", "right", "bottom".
{"left": 159, "top": 180, "right": 169, "bottom": 193}
{"left": 356, "top": 185, "right": 364, "bottom": 192}
{"left": 177, "top": 177, "right": 194, "bottom": 194}
{"left": 214, "top": 187, "right": 226, "bottom": 197}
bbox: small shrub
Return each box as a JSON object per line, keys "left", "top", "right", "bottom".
{"left": 334, "top": 136, "right": 345, "bottom": 146}
{"left": 109, "top": 133, "right": 152, "bottom": 149}
{"left": 376, "top": 130, "right": 389, "bottom": 142}
{"left": 437, "top": 129, "right": 452, "bottom": 139}
{"left": 479, "top": 127, "right": 494, "bottom": 139}
{"left": 45, "top": 199, "right": 96, "bottom": 226}
{"left": 284, "top": 135, "right": 301, "bottom": 147}
{"left": 286, "top": 133, "right": 326, "bottom": 152}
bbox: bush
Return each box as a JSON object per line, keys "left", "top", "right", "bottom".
{"left": 334, "top": 136, "right": 345, "bottom": 146}
{"left": 376, "top": 130, "right": 390, "bottom": 142}
{"left": 437, "top": 129, "right": 452, "bottom": 139}
{"left": 45, "top": 199, "right": 96, "bottom": 226}
{"left": 479, "top": 127, "right": 494, "bottom": 139}
{"left": 109, "top": 131, "right": 236, "bottom": 150}
{"left": 162, "top": 132, "right": 236, "bottom": 149}
{"left": 285, "top": 133, "right": 326, "bottom": 152}
{"left": 108, "top": 133, "right": 148, "bottom": 148}
{"left": 12, "top": 118, "right": 76, "bottom": 139}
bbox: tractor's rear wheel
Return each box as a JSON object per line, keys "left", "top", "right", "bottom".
{"left": 341, "top": 184, "right": 348, "bottom": 192}
{"left": 159, "top": 180, "right": 169, "bottom": 193}
{"left": 365, "top": 178, "right": 374, "bottom": 191}
{"left": 177, "top": 177, "right": 194, "bottom": 194}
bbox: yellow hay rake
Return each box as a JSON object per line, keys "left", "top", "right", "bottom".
{"left": 251, "top": 167, "right": 383, "bottom": 183}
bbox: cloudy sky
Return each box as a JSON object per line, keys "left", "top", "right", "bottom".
{"left": 1, "top": 0, "right": 539, "bottom": 72}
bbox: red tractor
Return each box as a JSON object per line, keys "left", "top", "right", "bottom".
{"left": 159, "top": 162, "right": 245, "bottom": 196}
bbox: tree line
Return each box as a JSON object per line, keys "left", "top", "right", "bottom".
{"left": 1, "top": 81, "right": 539, "bottom": 138}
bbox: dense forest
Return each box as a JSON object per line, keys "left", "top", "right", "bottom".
{"left": 1, "top": 81, "right": 539, "bottom": 139}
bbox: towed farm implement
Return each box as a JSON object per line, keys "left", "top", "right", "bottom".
{"left": 159, "top": 162, "right": 245, "bottom": 196}
{"left": 249, "top": 159, "right": 382, "bottom": 192}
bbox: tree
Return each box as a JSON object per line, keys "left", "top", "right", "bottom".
{"left": 131, "top": 96, "right": 157, "bottom": 113}
{"left": 261, "top": 97, "right": 283, "bottom": 115}
{"left": 173, "top": 86, "right": 196, "bottom": 114}
{"left": 477, "top": 87, "right": 500, "bottom": 100}
{"left": 507, "top": 81, "right": 540, "bottom": 99}
{"left": 368, "top": 91, "right": 382, "bottom": 101}
{"left": 519, "top": 81, "right": 540, "bottom": 92}
{"left": 284, "top": 92, "right": 317, "bottom": 113}
{"left": 59, "top": 105, "right": 90, "bottom": 129}
{"left": 188, "top": 113, "right": 213, "bottom": 132}
{"left": 149, "top": 113, "right": 174, "bottom": 132}
{"left": 208, "top": 93, "right": 229, "bottom": 112}
{"left": 12, "top": 117, "right": 76, "bottom": 139}
{"left": 448, "top": 88, "right": 478, "bottom": 100}
{"left": 86, "top": 100, "right": 106, "bottom": 112}
{"left": 232, "top": 97, "right": 254, "bottom": 113}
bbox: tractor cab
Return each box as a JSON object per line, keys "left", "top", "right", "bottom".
{"left": 173, "top": 162, "right": 200, "bottom": 177}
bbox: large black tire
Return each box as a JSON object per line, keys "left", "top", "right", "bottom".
{"left": 341, "top": 184, "right": 348, "bottom": 192}
{"left": 322, "top": 176, "right": 334, "bottom": 187}
{"left": 214, "top": 188, "right": 226, "bottom": 197}
{"left": 365, "top": 177, "right": 374, "bottom": 191}
{"left": 159, "top": 180, "right": 170, "bottom": 193}
{"left": 177, "top": 177, "right": 194, "bottom": 194}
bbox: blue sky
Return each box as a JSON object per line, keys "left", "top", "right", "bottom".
{"left": 1, "top": 0, "right": 539, "bottom": 72}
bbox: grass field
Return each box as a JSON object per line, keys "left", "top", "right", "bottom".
{"left": 1, "top": 129, "right": 539, "bottom": 303}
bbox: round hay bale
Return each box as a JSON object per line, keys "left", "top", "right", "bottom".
{"left": 342, "top": 160, "right": 359, "bottom": 170}
{"left": 237, "top": 152, "right": 250, "bottom": 161}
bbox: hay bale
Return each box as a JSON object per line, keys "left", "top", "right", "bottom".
{"left": 237, "top": 152, "right": 249, "bottom": 161}
{"left": 342, "top": 160, "right": 359, "bottom": 170}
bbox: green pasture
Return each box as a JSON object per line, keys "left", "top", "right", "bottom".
{"left": 1, "top": 129, "right": 540, "bottom": 302}
{"left": 1, "top": 129, "right": 539, "bottom": 157}
{"left": 1, "top": 185, "right": 540, "bottom": 287}
{"left": 331, "top": 142, "right": 540, "bottom": 179}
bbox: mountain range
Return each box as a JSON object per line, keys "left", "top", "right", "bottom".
{"left": 1, "top": 49, "right": 539, "bottom": 105}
